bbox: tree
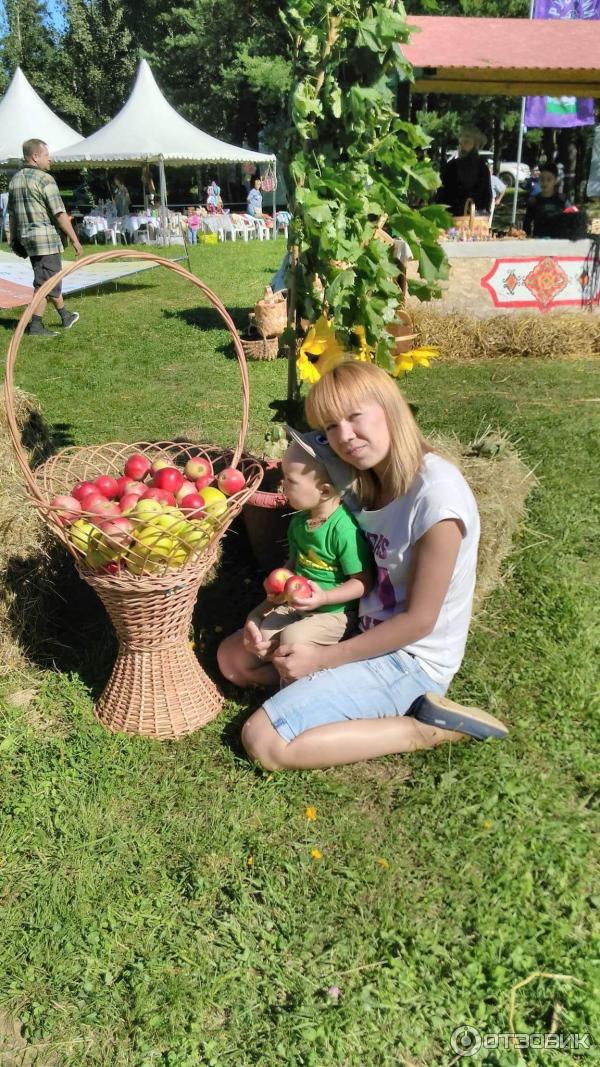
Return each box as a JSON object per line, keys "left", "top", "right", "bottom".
{"left": 0, "top": 0, "right": 57, "bottom": 97}
{"left": 282, "top": 0, "right": 450, "bottom": 397}
{"left": 58, "top": 0, "right": 137, "bottom": 130}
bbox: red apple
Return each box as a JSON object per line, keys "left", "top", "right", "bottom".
{"left": 124, "top": 453, "right": 152, "bottom": 481}
{"left": 115, "top": 475, "right": 140, "bottom": 498}
{"left": 263, "top": 567, "right": 295, "bottom": 596}
{"left": 102, "top": 561, "right": 121, "bottom": 575}
{"left": 88, "top": 498, "right": 120, "bottom": 519}
{"left": 72, "top": 481, "right": 99, "bottom": 503}
{"left": 195, "top": 474, "right": 215, "bottom": 492}
{"left": 152, "top": 466, "right": 184, "bottom": 494}
{"left": 143, "top": 487, "right": 176, "bottom": 507}
{"left": 175, "top": 479, "right": 197, "bottom": 504}
{"left": 99, "top": 516, "right": 134, "bottom": 549}
{"left": 119, "top": 492, "right": 145, "bottom": 514}
{"left": 150, "top": 457, "right": 171, "bottom": 475}
{"left": 284, "top": 575, "right": 312, "bottom": 602}
{"left": 94, "top": 475, "right": 120, "bottom": 500}
{"left": 217, "top": 467, "right": 246, "bottom": 496}
{"left": 185, "top": 456, "right": 213, "bottom": 481}
{"left": 50, "top": 494, "right": 82, "bottom": 525}
{"left": 180, "top": 492, "right": 206, "bottom": 519}
{"left": 79, "top": 491, "right": 109, "bottom": 512}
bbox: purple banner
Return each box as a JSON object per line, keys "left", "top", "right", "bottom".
{"left": 525, "top": 0, "right": 600, "bottom": 128}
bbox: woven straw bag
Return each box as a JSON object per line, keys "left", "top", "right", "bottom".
{"left": 452, "top": 198, "right": 490, "bottom": 239}
{"left": 254, "top": 286, "right": 287, "bottom": 338}
{"left": 4, "top": 249, "right": 263, "bottom": 740}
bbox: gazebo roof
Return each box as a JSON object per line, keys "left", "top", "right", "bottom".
{"left": 403, "top": 16, "right": 600, "bottom": 97}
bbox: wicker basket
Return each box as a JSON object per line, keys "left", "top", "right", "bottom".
{"left": 254, "top": 286, "right": 287, "bottom": 338}
{"left": 452, "top": 198, "right": 491, "bottom": 240}
{"left": 3, "top": 249, "right": 263, "bottom": 740}
{"left": 386, "top": 308, "right": 417, "bottom": 356}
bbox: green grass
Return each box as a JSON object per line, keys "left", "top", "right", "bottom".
{"left": 1, "top": 241, "right": 599, "bottom": 1066}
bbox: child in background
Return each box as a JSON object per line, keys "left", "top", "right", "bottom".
{"left": 187, "top": 206, "right": 200, "bottom": 244}
{"left": 242, "top": 435, "right": 373, "bottom": 686}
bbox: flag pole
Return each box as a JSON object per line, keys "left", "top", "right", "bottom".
{"left": 511, "top": 0, "right": 536, "bottom": 227}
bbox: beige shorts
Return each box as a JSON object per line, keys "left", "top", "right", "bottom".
{"left": 259, "top": 605, "right": 357, "bottom": 647}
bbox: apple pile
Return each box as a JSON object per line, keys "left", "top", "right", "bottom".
{"left": 49, "top": 452, "right": 247, "bottom": 575}
{"left": 263, "top": 567, "right": 312, "bottom": 603}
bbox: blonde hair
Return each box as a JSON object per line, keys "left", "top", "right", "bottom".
{"left": 305, "top": 362, "right": 428, "bottom": 508}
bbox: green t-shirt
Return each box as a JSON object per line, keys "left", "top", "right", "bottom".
{"left": 288, "top": 505, "right": 372, "bottom": 614}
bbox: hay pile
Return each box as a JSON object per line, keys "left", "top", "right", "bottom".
{"left": 411, "top": 305, "right": 600, "bottom": 361}
{"left": 435, "top": 431, "right": 536, "bottom": 613}
{"left": 0, "top": 389, "right": 55, "bottom": 673}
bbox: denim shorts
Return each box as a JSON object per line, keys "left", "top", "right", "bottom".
{"left": 263, "top": 649, "right": 447, "bottom": 743}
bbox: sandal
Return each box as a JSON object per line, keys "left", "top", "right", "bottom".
{"left": 411, "top": 692, "right": 509, "bottom": 740}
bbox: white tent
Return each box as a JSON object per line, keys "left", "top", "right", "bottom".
{"left": 53, "top": 59, "right": 277, "bottom": 232}
{"left": 0, "top": 67, "right": 80, "bottom": 164}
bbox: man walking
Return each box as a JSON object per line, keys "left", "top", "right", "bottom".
{"left": 8, "top": 138, "right": 82, "bottom": 337}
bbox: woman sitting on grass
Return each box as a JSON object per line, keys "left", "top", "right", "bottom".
{"left": 218, "top": 362, "right": 508, "bottom": 770}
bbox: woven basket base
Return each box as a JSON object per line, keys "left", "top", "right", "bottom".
{"left": 94, "top": 641, "right": 223, "bottom": 739}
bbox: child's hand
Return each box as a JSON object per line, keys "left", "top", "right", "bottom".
{"left": 243, "top": 617, "right": 277, "bottom": 660}
{"left": 287, "top": 581, "right": 327, "bottom": 612}
{"left": 266, "top": 591, "right": 287, "bottom": 607}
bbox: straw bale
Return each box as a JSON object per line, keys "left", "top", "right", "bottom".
{"left": 410, "top": 306, "right": 600, "bottom": 362}
{"left": 433, "top": 432, "right": 536, "bottom": 613}
{"left": 0, "top": 390, "right": 56, "bottom": 672}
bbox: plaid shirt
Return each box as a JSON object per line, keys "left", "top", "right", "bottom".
{"left": 8, "top": 167, "right": 65, "bottom": 257}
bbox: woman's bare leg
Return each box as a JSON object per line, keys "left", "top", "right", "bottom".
{"left": 241, "top": 707, "right": 466, "bottom": 771}
{"left": 217, "top": 631, "right": 279, "bottom": 688}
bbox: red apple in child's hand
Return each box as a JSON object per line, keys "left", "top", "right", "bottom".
{"left": 263, "top": 567, "right": 294, "bottom": 596}
{"left": 185, "top": 456, "right": 213, "bottom": 481}
{"left": 124, "top": 453, "right": 151, "bottom": 481}
{"left": 152, "top": 466, "right": 184, "bottom": 494}
{"left": 72, "top": 481, "right": 98, "bottom": 503}
{"left": 195, "top": 474, "right": 215, "bottom": 492}
{"left": 143, "top": 487, "right": 176, "bottom": 506}
{"left": 284, "top": 575, "right": 312, "bottom": 602}
{"left": 180, "top": 492, "right": 206, "bottom": 519}
{"left": 94, "top": 475, "right": 120, "bottom": 500}
{"left": 217, "top": 467, "right": 246, "bottom": 496}
{"left": 51, "top": 494, "right": 82, "bottom": 525}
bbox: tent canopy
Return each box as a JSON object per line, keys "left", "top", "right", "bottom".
{"left": 53, "top": 59, "right": 275, "bottom": 167}
{"left": 0, "top": 67, "right": 80, "bottom": 164}
{"left": 403, "top": 16, "right": 600, "bottom": 97}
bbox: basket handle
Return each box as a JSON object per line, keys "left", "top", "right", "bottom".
{"left": 3, "top": 249, "right": 251, "bottom": 505}
{"left": 463, "top": 199, "right": 476, "bottom": 229}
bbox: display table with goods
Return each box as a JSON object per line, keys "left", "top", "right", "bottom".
{"left": 407, "top": 238, "right": 598, "bottom": 317}
{"left": 4, "top": 250, "right": 263, "bottom": 740}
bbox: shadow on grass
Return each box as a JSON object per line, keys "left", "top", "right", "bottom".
{"left": 2, "top": 511, "right": 266, "bottom": 710}
{"left": 162, "top": 304, "right": 253, "bottom": 346}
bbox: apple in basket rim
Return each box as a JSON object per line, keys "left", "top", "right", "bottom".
{"left": 195, "top": 474, "right": 215, "bottom": 492}
{"left": 124, "top": 453, "right": 152, "bottom": 481}
{"left": 185, "top": 456, "right": 213, "bottom": 481}
{"left": 196, "top": 486, "right": 228, "bottom": 518}
{"left": 116, "top": 475, "right": 143, "bottom": 498}
{"left": 150, "top": 457, "right": 171, "bottom": 476}
{"left": 263, "top": 567, "right": 294, "bottom": 596}
{"left": 152, "top": 467, "right": 185, "bottom": 494}
{"left": 143, "top": 487, "right": 177, "bottom": 507}
{"left": 50, "top": 494, "right": 82, "bottom": 525}
{"left": 284, "top": 575, "right": 312, "bottom": 602}
{"left": 217, "top": 467, "right": 246, "bottom": 496}
{"left": 175, "top": 479, "right": 197, "bottom": 504}
{"left": 180, "top": 492, "right": 206, "bottom": 520}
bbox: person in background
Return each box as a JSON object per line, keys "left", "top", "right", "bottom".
{"left": 524, "top": 166, "right": 541, "bottom": 197}
{"left": 113, "top": 175, "right": 130, "bottom": 217}
{"left": 246, "top": 177, "right": 263, "bottom": 218}
{"left": 186, "top": 206, "right": 200, "bottom": 244}
{"left": 8, "top": 137, "right": 81, "bottom": 338}
{"left": 488, "top": 161, "right": 506, "bottom": 208}
{"left": 141, "top": 165, "right": 155, "bottom": 207}
{"left": 522, "top": 162, "right": 570, "bottom": 237}
{"left": 437, "top": 125, "right": 493, "bottom": 217}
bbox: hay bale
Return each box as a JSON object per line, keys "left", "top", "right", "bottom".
{"left": 434, "top": 432, "right": 536, "bottom": 613}
{"left": 0, "top": 389, "right": 55, "bottom": 672}
{"left": 410, "top": 305, "right": 600, "bottom": 361}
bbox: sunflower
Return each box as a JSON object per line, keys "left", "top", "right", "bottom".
{"left": 297, "top": 315, "right": 345, "bottom": 384}
{"left": 352, "top": 325, "right": 374, "bottom": 363}
{"left": 392, "top": 346, "right": 439, "bottom": 376}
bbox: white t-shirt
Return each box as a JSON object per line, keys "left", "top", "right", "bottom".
{"left": 357, "top": 453, "right": 480, "bottom": 687}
